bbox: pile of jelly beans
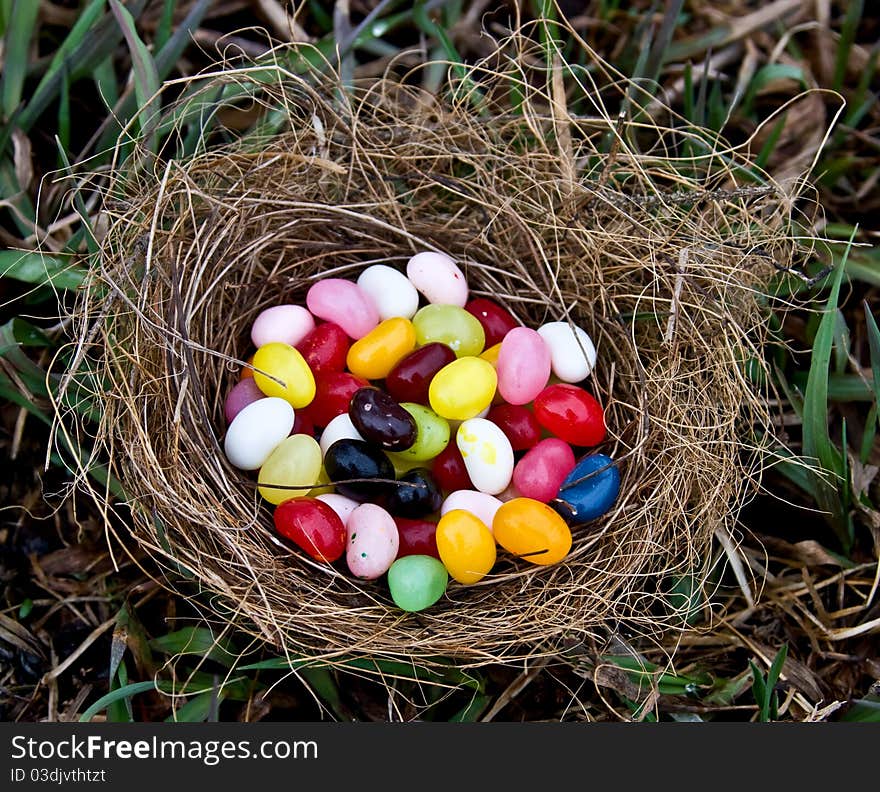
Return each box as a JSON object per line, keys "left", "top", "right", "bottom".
{"left": 223, "top": 251, "right": 621, "bottom": 612}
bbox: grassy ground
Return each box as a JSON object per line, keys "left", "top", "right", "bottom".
{"left": 1, "top": 0, "right": 878, "bottom": 723}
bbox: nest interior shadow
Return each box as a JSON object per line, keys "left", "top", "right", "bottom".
{"left": 59, "top": 46, "right": 800, "bottom": 668}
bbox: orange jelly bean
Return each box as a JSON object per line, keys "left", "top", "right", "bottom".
{"left": 493, "top": 497, "right": 572, "bottom": 566}
{"left": 347, "top": 317, "right": 417, "bottom": 381}
{"left": 240, "top": 353, "right": 255, "bottom": 380}
{"left": 435, "top": 509, "right": 496, "bottom": 585}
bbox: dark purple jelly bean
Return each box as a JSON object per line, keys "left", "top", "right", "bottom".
{"left": 384, "top": 343, "right": 457, "bottom": 404}
{"left": 349, "top": 387, "right": 417, "bottom": 451}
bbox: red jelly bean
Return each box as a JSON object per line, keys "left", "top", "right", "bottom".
{"left": 295, "top": 322, "right": 350, "bottom": 374}
{"left": 385, "top": 342, "right": 456, "bottom": 404}
{"left": 465, "top": 298, "right": 519, "bottom": 348}
{"left": 273, "top": 497, "right": 346, "bottom": 563}
{"left": 394, "top": 517, "right": 440, "bottom": 559}
{"left": 533, "top": 384, "right": 606, "bottom": 447}
{"left": 486, "top": 404, "right": 542, "bottom": 451}
{"left": 290, "top": 409, "right": 314, "bottom": 438}
{"left": 304, "top": 371, "right": 369, "bottom": 427}
{"left": 431, "top": 441, "right": 473, "bottom": 491}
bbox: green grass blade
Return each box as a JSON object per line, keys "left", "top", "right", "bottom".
{"left": 0, "top": 249, "right": 85, "bottom": 290}
{"left": 840, "top": 698, "right": 880, "bottom": 722}
{"left": 79, "top": 680, "right": 164, "bottom": 722}
{"left": 149, "top": 627, "right": 239, "bottom": 667}
{"left": 833, "top": 0, "right": 863, "bottom": 93}
{"left": 165, "top": 690, "right": 221, "bottom": 723}
{"left": 865, "top": 301, "right": 880, "bottom": 403}
{"left": 749, "top": 660, "right": 768, "bottom": 721}
{"left": 0, "top": 0, "right": 40, "bottom": 119}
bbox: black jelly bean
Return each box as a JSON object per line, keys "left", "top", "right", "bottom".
{"left": 386, "top": 468, "right": 443, "bottom": 518}
{"left": 323, "top": 438, "right": 396, "bottom": 504}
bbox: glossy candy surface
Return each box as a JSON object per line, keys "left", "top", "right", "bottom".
{"left": 224, "top": 378, "right": 265, "bottom": 424}
{"left": 346, "top": 317, "right": 417, "bottom": 381}
{"left": 389, "top": 403, "right": 450, "bottom": 462}
{"left": 493, "top": 497, "right": 572, "bottom": 566}
{"left": 251, "top": 304, "right": 315, "bottom": 349}
{"left": 512, "top": 438, "right": 577, "bottom": 503}
{"left": 258, "top": 434, "right": 323, "bottom": 505}
{"left": 479, "top": 343, "right": 502, "bottom": 368}
{"left": 440, "top": 490, "right": 503, "bottom": 533}
{"left": 486, "top": 404, "right": 542, "bottom": 452}
{"left": 533, "top": 384, "right": 606, "bottom": 447}
{"left": 252, "top": 342, "right": 316, "bottom": 408}
{"left": 386, "top": 468, "right": 443, "bottom": 518}
{"left": 224, "top": 397, "right": 295, "bottom": 470}
{"left": 412, "top": 305, "right": 485, "bottom": 358}
{"left": 319, "top": 412, "right": 364, "bottom": 457}
{"left": 295, "top": 322, "right": 350, "bottom": 374}
{"left": 406, "top": 251, "right": 468, "bottom": 307}
{"left": 387, "top": 555, "right": 448, "bottom": 612}
{"left": 349, "top": 387, "right": 417, "bottom": 451}
{"left": 315, "top": 492, "right": 359, "bottom": 526}
{"left": 496, "top": 327, "right": 551, "bottom": 405}
{"left": 464, "top": 298, "right": 519, "bottom": 347}
{"left": 356, "top": 264, "right": 420, "bottom": 320}
{"left": 273, "top": 497, "right": 346, "bottom": 563}
{"left": 306, "top": 279, "right": 379, "bottom": 339}
{"left": 323, "top": 439, "right": 396, "bottom": 503}
{"left": 456, "top": 418, "right": 514, "bottom": 495}
{"left": 239, "top": 353, "right": 255, "bottom": 381}
{"left": 306, "top": 371, "right": 370, "bottom": 427}
{"left": 537, "top": 321, "right": 597, "bottom": 383}
{"left": 435, "top": 510, "right": 496, "bottom": 584}
{"left": 551, "top": 453, "right": 620, "bottom": 524}
{"left": 385, "top": 343, "right": 456, "bottom": 404}
{"left": 429, "top": 357, "right": 497, "bottom": 421}
{"left": 431, "top": 441, "right": 473, "bottom": 492}
{"left": 346, "top": 503, "right": 399, "bottom": 579}
{"left": 394, "top": 518, "right": 440, "bottom": 559}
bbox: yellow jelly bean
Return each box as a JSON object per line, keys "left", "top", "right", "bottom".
{"left": 346, "top": 317, "right": 417, "bottom": 380}
{"left": 479, "top": 342, "right": 502, "bottom": 367}
{"left": 252, "top": 342, "right": 316, "bottom": 408}
{"left": 429, "top": 356, "right": 497, "bottom": 421}
{"left": 492, "top": 497, "right": 572, "bottom": 565}
{"left": 308, "top": 466, "right": 334, "bottom": 497}
{"left": 257, "top": 434, "right": 323, "bottom": 505}
{"left": 435, "top": 509, "right": 496, "bottom": 584}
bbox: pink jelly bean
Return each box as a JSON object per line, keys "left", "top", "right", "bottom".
{"left": 512, "top": 438, "right": 577, "bottom": 503}
{"left": 346, "top": 503, "right": 399, "bottom": 579}
{"left": 250, "top": 304, "right": 315, "bottom": 348}
{"left": 224, "top": 378, "right": 265, "bottom": 424}
{"left": 496, "top": 327, "right": 551, "bottom": 405}
{"left": 306, "top": 279, "right": 380, "bottom": 340}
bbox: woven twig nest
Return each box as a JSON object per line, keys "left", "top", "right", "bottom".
{"left": 58, "top": 36, "right": 799, "bottom": 668}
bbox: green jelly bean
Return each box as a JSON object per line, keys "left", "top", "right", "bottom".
{"left": 389, "top": 403, "right": 450, "bottom": 463}
{"left": 412, "top": 305, "right": 485, "bottom": 358}
{"left": 387, "top": 555, "right": 448, "bottom": 612}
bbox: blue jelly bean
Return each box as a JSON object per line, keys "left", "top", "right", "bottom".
{"left": 550, "top": 453, "right": 620, "bottom": 524}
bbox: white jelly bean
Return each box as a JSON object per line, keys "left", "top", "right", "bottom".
{"left": 250, "top": 304, "right": 315, "bottom": 349}
{"left": 406, "top": 251, "right": 468, "bottom": 307}
{"left": 356, "top": 264, "right": 420, "bottom": 320}
{"left": 455, "top": 417, "right": 514, "bottom": 496}
{"left": 316, "top": 493, "right": 360, "bottom": 526}
{"left": 536, "top": 321, "right": 597, "bottom": 383}
{"left": 440, "top": 490, "right": 503, "bottom": 533}
{"left": 319, "top": 412, "right": 365, "bottom": 457}
{"left": 224, "top": 397, "right": 295, "bottom": 470}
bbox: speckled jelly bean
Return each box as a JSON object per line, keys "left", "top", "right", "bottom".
{"left": 385, "top": 343, "right": 456, "bottom": 404}
{"left": 346, "top": 503, "right": 399, "bottom": 579}
{"left": 319, "top": 412, "right": 364, "bottom": 457}
{"left": 429, "top": 357, "right": 497, "bottom": 421}
{"left": 456, "top": 417, "right": 514, "bottom": 496}
{"left": 440, "top": 490, "right": 503, "bottom": 532}
{"left": 464, "top": 298, "right": 519, "bottom": 347}
{"left": 349, "top": 387, "right": 417, "bottom": 451}
{"left": 435, "top": 509, "right": 496, "bottom": 585}
{"left": 387, "top": 555, "right": 448, "bottom": 612}
{"left": 496, "top": 327, "right": 551, "bottom": 406}
{"left": 412, "top": 304, "right": 485, "bottom": 358}
{"left": 346, "top": 317, "right": 417, "bottom": 381}
{"left": 533, "top": 383, "right": 606, "bottom": 447}
{"left": 493, "top": 497, "right": 572, "bottom": 566}
{"left": 306, "top": 279, "right": 379, "bottom": 340}
{"left": 273, "top": 497, "right": 346, "bottom": 563}
{"left": 394, "top": 517, "right": 440, "bottom": 559}
{"left": 356, "top": 264, "right": 420, "bottom": 320}
{"left": 511, "top": 438, "right": 577, "bottom": 503}
{"left": 388, "top": 403, "right": 450, "bottom": 462}
{"left": 324, "top": 438, "right": 396, "bottom": 504}
{"left": 486, "top": 404, "right": 542, "bottom": 452}
{"left": 387, "top": 468, "right": 443, "bottom": 518}
{"left": 305, "top": 371, "right": 369, "bottom": 427}
{"left": 224, "top": 377, "right": 265, "bottom": 424}
{"left": 252, "top": 342, "right": 316, "bottom": 408}
{"left": 551, "top": 453, "right": 620, "bottom": 525}
{"left": 536, "top": 321, "right": 597, "bottom": 383}
{"left": 316, "top": 492, "right": 360, "bottom": 526}
{"left": 295, "top": 322, "right": 350, "bottom": 373}
{"left": 431, "top": 442, "right": 473, "bottom": 491}
{"left": 251, "top": 304, "right": 315, "bottom": 349}
{"left": 224, "top": 397, "right": 294, "bottom": 470}
{"left": 257, "top": 434, "right": 323, "bottom": 505}
{"left": 406, "top": 251, "right": 468, "bottom": 307}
